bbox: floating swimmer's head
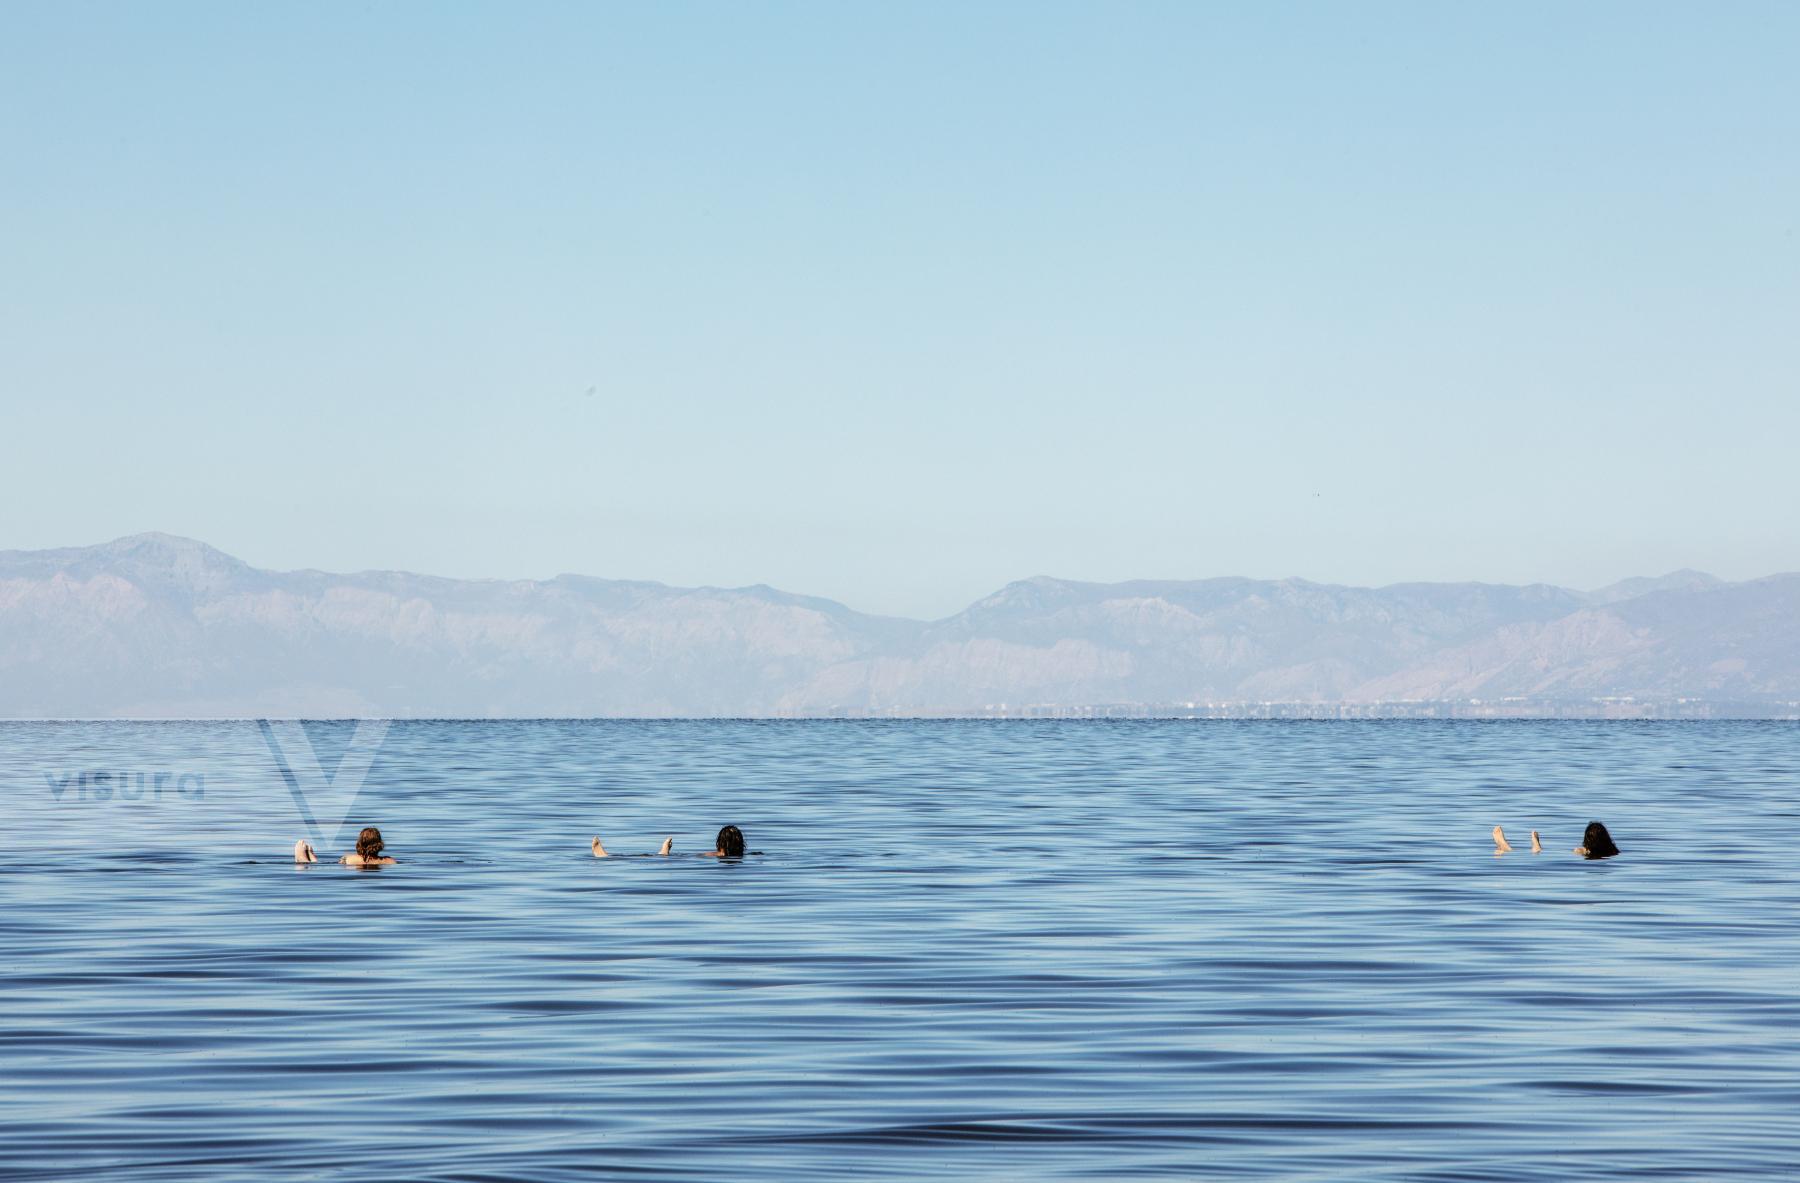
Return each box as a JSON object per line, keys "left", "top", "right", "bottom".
{"left": 715, "top": 825, "right": 745, "bottom": 858}
{"left": 1580, "top": 821, "right": 1619, "bottom": 860}
{"left": 356, "top": 826, "right": 385, "bottom": 861}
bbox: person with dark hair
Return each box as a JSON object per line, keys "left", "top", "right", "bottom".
{"left": 1491, "top": 821, "right": 1618, "bottom": 859}
{"left": 590, "top": 826, "right": 748, "bottom": 858}
{"left": 705, "top": 825, "right": 745, "bottom": 858}
{"left": 291, "top": 826, "right": 397, "bottom": 867}
{"left": 1573, "top": 821, "right": 1620, "bottom": 860}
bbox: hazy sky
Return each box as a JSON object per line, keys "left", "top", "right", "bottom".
{"left": 3, "top": 2, "right": 1796, "bottom": 619}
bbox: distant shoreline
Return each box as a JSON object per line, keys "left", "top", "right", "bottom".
{"left": 4, "top": 705, "right": 1798, "bottom": 723}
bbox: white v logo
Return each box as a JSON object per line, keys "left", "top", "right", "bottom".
{"left": 259, "top": 719, "right": 391, "bottom": 846}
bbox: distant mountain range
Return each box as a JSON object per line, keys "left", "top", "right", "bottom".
{"left": 2, "top": 534, "right": 1797, "bottom": 718}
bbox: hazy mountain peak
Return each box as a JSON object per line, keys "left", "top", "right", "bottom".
{"left": 95, "top": 532, "right": 243, "bottom": 565}
{"left": 967, "top": 576, "right": 1088, "bottom": 615}
{"left": 105, "top": 530, "right": 215, "bottom": 551}
{"left": 99, "top": 532, "right": 252, "bottom": 590}
{"left": 0, "top": 531, "right": 251, "bottom": 591}
{"left": 1588, "top": 569, "right": 1723, "bottom": 605}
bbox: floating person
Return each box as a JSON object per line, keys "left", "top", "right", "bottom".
{"left": 590, "top": 825, "right": 747, "bottom": 858}
{"left": 1492, "top": 822, "right": 1618, "bottom": 859}
{"left": 1491, "top": 826, "right": 1542, "bottom": 855}
{"left": 1573, "top": 821, "right": 1620, "bottom": 860}
{"left": 292, "top": 826, "right": 397, "bottom": 867}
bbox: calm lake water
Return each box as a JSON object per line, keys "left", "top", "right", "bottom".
{"left": 2, "top": 720, "right": 1798, "bottom": 1181}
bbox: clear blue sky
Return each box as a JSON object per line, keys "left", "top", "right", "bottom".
{"left": 3, "top": 2, "right": 1796, "bottom": 619}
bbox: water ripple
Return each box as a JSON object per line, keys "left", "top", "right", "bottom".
{"left": 2, "top": 719, "right": 1798, "bottom": 1180}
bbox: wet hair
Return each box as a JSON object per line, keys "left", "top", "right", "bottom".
{"left": 1580, "top": 821, "right": 1619, "bottom": 860}
{"left": 715, "top": 825, "right": 745, "bottom": 858}
{"left": 356, "top": 826, "right": 385, "bottom": 861}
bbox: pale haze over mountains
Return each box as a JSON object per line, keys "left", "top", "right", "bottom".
{"left": 2, "top": 534, "right": 1796, "bottom": 718}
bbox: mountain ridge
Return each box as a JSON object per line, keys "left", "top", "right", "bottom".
{"left": 2, "top": 534, "right": 1796, "bottom": 718}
